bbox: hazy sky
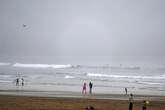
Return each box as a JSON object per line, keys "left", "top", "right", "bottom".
{"left": 0, "top": 0, "right": 165, "bottom": 63}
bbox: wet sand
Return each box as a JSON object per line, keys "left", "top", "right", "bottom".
{"left": 0, "top": 94, "right": 165, "bottom": 110}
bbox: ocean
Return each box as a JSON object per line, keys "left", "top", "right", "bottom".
{"left": 0, "top": 62, "right": 165, "bottom": 96}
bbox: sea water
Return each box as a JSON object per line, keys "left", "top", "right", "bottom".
{"left": 0, "top": 63, "right": 165, "bottom": 96}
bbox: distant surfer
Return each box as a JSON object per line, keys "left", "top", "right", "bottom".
{"left": 89, "top": 82, "right": 93, "bottom": 94}
{"left": 82, "top": 82, "right": 87, "bottom": 94}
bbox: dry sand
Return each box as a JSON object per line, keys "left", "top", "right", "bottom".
{"left": 0, "top": 94, "right": 165, "bottom": 110}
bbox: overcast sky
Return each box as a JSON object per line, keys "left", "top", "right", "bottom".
{"left": 0, "top": 0, "right": 165, "bottom": 64}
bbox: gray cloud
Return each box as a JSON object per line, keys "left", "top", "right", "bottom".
{"left": 0, "top": 0, "right": 165, "bottom": 59}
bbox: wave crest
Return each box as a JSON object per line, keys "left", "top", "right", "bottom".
{"left": 87, "top": 73, "right": 165, "bottom": 80}
{"left": 13, "top": 63, "right": 72, "bottom": 69}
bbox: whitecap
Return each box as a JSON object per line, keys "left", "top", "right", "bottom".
{"left": 13, "top": 63, "right": 72, "bottom": 69}
{"left": 64, "top": 75, "right": 75, "bottom": 79}
{"left": 87, "top": 73, "right": 165, "bottom": 80}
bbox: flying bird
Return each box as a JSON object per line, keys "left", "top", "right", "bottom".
{"left": 22, "top": 24, "right": 27, "bottom": 27}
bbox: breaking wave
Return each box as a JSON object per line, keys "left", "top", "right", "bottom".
{"left": 64, "top": 75, "right": 75, "bottom": 79}
{"left": 87, "top": 73, "right": 165, "bottom": 80}
{"left": 13, "top": 63, "right": 72, "bottom": 69}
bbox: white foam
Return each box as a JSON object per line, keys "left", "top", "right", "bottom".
{"left": 0, "top": 62, "right": 10, "bottom": 66}
{"left": 139, "top": 81, "right": 161, "bottom": 85}
{"left": 87, "top": 73, "right": 165, "bottom": 80}
{"left": 13, "top": 63, "right": 72, "bottom": 69}
{"left": 64, "top": 75, "right": 75, "bottom": 79}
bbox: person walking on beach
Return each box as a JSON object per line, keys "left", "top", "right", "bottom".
{"left": 89, "top": 82, "right": 93, "bottom": 94}
{"left": 125, "top": 87, "right": 128, "bottom": 95}
{"left": 82, "top": 82, "right": 87, "bottom": 94}
{"left": 128, "top": 93, "right": 134, "bottom": 110}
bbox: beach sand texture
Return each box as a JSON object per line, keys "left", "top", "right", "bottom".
{"left": 0, "top": 95, "right": 165, "bottom": 110}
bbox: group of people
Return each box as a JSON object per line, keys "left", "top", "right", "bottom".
{"left": 15, "top": 77, "right": 24, "bottom": 86}
{"left": 14, "top": 77, "right": 149, "bottom": 110}
{"left": 129, "top": 93, "right": 149, "bottom": 110}
{"left": 82, "top": 82, "right": 93, "bottom": 94}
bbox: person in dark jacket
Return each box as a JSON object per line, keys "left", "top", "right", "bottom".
{"left": 128, "top": 93, "right": 133, "bottom": 110}
{"left": 89, "top": 82, "right": 93, "bottom": 94}
{"left": 142, "top": 100, "right": 147, "bottom": 110}
{"left": 125, "top": 87, "right": 128, "bottom": 95}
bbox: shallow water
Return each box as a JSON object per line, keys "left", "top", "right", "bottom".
{"left": 0, "top": 63, "right": 165, "bottom": 96}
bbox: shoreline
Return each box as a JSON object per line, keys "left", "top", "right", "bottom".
{"left": 0, "top": 94, "right": 165, "bottom": 110}
{"left": 1, "top": 89, "right": 165, "bottom": 101}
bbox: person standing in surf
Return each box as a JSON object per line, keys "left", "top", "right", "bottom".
{"left": 125, "top": 87, "right": 128, "bottom": 95}
{"left": 21, "top": 78, "right": 24, "bottom": 86}
{"left": 16, "top": 78, "right": 19, "bottom": 86}
{"left": 82, "top": 82, "right": 87, "bottom": 94}
{"left": 89, "top": 82, "right": 93, "bottom": 94}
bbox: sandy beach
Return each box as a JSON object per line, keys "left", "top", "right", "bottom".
{"left": 0, "top": 91, "right": 165, "bottom": 110}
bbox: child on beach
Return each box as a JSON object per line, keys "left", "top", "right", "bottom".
{"left": 142, "top": 100, "right": 149, "bottom": 110}
{"left": 82, "top": 82, "right": 87, "bottom": 94}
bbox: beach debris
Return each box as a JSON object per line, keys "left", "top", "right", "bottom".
{"left": 85, "top": 105, "right": 95, "bottom": 110}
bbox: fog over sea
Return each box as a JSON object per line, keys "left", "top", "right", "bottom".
{"left": 0, "top": 56, "right": 165, "bottom": 96}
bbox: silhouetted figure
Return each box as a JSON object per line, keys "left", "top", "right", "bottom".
{"left": 21, "top": 78, "right": 24, "bottom": 86}
{"left": 89, "top": 82, "right": 93, "bottom": 94}
{"left": 82, "top": 82, "right": 87, "bottom": 94}
{"left": 128, "top": 93, "right": 133, "bottom": 110}
{"left": 16, "top": 78, "right": 19, "bottom": 86}
{"left": 142, "top": 100, "right": 147, "bottom": 110}
{"left": 125, "top": 87, "right": 128, "bottom": 95}
{"left": 85, "top": 105, "right": 95, "bottom": 110}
